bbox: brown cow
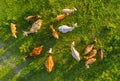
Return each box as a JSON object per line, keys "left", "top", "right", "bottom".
{"left": 55, "top": 13, "right": 69, "bottom": 21}
{"left": 97, "top": 46, "right": 104, "bottom": 60}
{"left": 24, "top": 45, "right": 43, "bottom": 61}
{"left": 25, "top": 15, "right": 41, "bottom": 22}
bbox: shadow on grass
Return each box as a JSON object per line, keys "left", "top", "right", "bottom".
{"left": 0, "top": 60, "right": 32, "bottom": 81}
{"left": 0, "top": 51, "right": 12, "bottom": 65}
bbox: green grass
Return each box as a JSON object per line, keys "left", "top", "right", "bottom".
{"left": 0, "top": 0, "right": 120, "bottom": 81}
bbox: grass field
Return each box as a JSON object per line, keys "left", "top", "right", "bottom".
{"left": 0, "top": 0, "right": 120, "bottom": 81}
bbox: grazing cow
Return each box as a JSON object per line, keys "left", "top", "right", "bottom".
{"left": 84, "top": 49, "right": 97, "bottom": 59}
{"left": 25, "top": 15, "right": 41, "bottom": 22}
{"left": 55, "top": 13, "right": 69, "bottom": 21}
{"left": 97, "top": 46, "right": 104, "bottom": 60}
{"left": 71, "top": 41, "right": 80, "bottom": 61}
{"left": 62, "top": 7, "right": 77, "bottom": 14}
{"left": 85, "top": 58, "right": 96, "bottom": 69}
{"left": 45, "top": 48, "right": 54, "bottom": 73}
{"left": 24, "top": 45, "right": 43, "bottom": 61}
{"left": 23, "top": 19, "right": 42, "bottom": 36}
{"left": 10, "top": 23, "right": 17, "bottom": 38}
{"left": 84, "top": 38, "right": 97, "bottom": 54}
{"left": 50, "top": 25, "right": 59, "bottom": 39}
{"left": 58, "top": 23, "right": 77, "bottom": 33}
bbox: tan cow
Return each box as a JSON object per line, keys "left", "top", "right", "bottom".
{"left": 84, "top": 38, "right": 97, "bottom": 54}
{"left": 84, "top": 49, "right": 97, "bottom": 60}
{"left": 85, "top": 58, "right": 96, "bottom": 69}
{"left": 23, "top": 19, "right": 42, "bottom": 36}
{"left": 50, "top": 25, "right": 59, "bottom": 39}
{"left": 45, "top": 48, "right": 54, "bottom": 73}
{"left": 10, "top": 23, "right": 17, "bottom": 38}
